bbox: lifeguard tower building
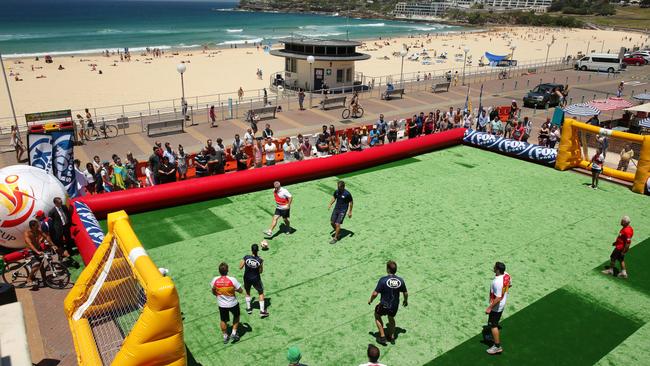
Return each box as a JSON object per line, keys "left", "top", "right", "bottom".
{"left": 270, "top": 38, "right": 370, "bottom": 92}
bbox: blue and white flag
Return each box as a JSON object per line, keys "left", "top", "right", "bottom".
{"left": 28, "top": 133, "right": 53, "bottom": 173}
{"left": 51, "top": 131, "right": 78, "bottom": 198}
{"left": 463, "top": 130, "right": 557, "bottom": 166}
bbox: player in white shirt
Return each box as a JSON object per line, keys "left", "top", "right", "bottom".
{"left": 485, "top": 261, "right": 511, "bottom": 355}
{"left": 264, "top": 137, "right": 277, "bottom": 166}
{"left": 358, "top": 344, "right": 387, "bottom": 366}
{"left": 263, "top": 181, "right": 293, "bottom": 237}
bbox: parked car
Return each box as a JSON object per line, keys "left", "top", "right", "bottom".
{"left": 523, "top": 83, "right": 565, "bottom": 108}
{"left": 574, "top": 53, "right": 626, "bottom": 73}
{"left": 623, "top": 55, "right": 647, "bottom": 66}
{"left": 631, "top": 51, "right": 650, "bottom": 62}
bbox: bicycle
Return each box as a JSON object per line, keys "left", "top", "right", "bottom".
{"left": 342, "top": 105, "right": 364, "bottom": 119}
{"left": 2, "top": 247, "right": 70, "bottom": 289}
{"left": 83, "top": 120, "right": 119, "bottom": 141}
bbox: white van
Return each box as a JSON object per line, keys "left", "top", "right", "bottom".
{"left": 575, "top": 53, "right": 625, "bottom": 73}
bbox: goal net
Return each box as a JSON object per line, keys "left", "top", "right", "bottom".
{"left": 64, "top": 210, "right": 185, "bottom": 366}
{"left": 555, "top": 118, "right": 650, "bottom": 194}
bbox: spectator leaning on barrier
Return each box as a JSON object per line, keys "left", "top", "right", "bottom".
{"left": 194, "top": 149, "right": 209, "bottom": 178}
{"left": 316, "top": 134, "right": 329, "bottom": 154}
{"left": 388, "top": 120, "right": 398, "bottom": 143}
{"left": 351, "top": 129, "right": 362, "bottom": 151}
{"left": 283, "top": 138, "right": 297, "bottom": 161}
{"left": 177, "top": 145, "right": 188, "bottom": 180}
{"left": 299, "top": 134, "right": 311, "bottom": 159}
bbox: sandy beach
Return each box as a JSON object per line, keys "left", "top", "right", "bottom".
{"left": 1, "top": 26, "right": 648, "bottom": 125}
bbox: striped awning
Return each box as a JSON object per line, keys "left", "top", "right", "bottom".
{"left": 640, "top": 117, "right": 650, "bottom": 129}
{"left": 563, "top": 103, "right": 600, "bottom": 116}
{"left": 588, "top": 97, "right": 633, "bottom": 112}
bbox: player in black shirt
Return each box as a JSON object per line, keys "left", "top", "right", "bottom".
{"left": 368, "top": 260, "right": 408, "bottom": 345}
{"left": 239, "top": 244, "right": 268, "bottom": 318}
{"left": 328, "top": 180, "right": 353, "bottom": 244}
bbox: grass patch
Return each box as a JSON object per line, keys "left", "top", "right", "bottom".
{"left": 426, "top": 288, "right": 642, "bottom": 366}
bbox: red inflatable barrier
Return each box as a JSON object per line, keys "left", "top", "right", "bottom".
{"left": 75, "top": 129, "right": 466, "bottom": 218}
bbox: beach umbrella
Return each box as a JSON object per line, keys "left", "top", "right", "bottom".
{"left": 563, "top": 103, "right": 600, "bottom": 117}
{"left": 587, "top": 97, "right": 633, "bottom": 112}
{"left": 639, "top": 117, "right": 650, "bottom": 129}
{"left": 632, "top": 93, "right": 650, "bottom": 101}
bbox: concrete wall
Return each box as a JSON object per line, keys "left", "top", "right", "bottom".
{"left": 285, "top": 59, "right": 356, "bottom": 91}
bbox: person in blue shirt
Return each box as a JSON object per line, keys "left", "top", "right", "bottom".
{"left": 376, "top": 114, "right": 388, "bottom": 144}
{"left": 368, "top": 260, "right": 408, "bottom": 346}
{"left": 415, "top": 112, "right": 425, "bottom": 135}
{"left": 328, "top": 181, "right": 353, "bottom": 244}
{"left": 239, "top": 244, "right": 268, "bottom": 318}
{"left": 369, "top": 126, "right": 380, "bottom": 147}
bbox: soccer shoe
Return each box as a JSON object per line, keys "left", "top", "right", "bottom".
{"left": 618, "top": 271, "right": 628, "bottom": 279}
{"left": 377, "top": 336, "right": 388, "bottom": 346}
{"left": 486, "top": 345, "right": 503, "bottom": 355}
{"left": 601, "top": 268, "right": 614, "bottom": 275}
{"left": 223, "top": 335, "right": 230, "bottom": 344}
{"left": 246, "top": 307, "right": 253, "bottom": 314}
{"left": 330, "top": 238, "right": 338, "bottom": 244}
{"left": 230, "top": 334, "right": 240, "bottom": 343}
{"left": 260, "top": 311, "right": 269, "bottom": 318}
{"left": 263, "top": 229, "right": 273, "bottom": 237}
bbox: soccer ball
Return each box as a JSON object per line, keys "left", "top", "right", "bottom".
{"left": 260, "top": 240, "right": 269, "bottom": 250}
{"left": 0, "top": 165, "right": 67, "bottom": 249}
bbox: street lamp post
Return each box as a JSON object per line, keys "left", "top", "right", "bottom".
{"left": 399, "top": 49, "right": 407, "bottom": 88}
{"left": 462, "top": 47, "right": 469, "bottom": 86}
{"left": 545, "top": 42, "right": 552, "bottom": 72}
{"left": 307, "top": 55, "right": 315, "bottom": 108}
{"left": 176, "top": 63, "right": 187, "bottom": 118}
{"left": 0, "top": 52, "right": 19, "bottom": 131}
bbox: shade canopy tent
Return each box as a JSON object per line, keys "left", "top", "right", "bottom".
{"left": 484, "top": 52, "right": 509, "bottom": 62}
{"left": 624, "top": 102, "right": 650, "bottom": 113}
{"left": 563, "top": 103, "right": 600, "bottom": 116}
{"left": 632, "top": 93, "right": 650, "bottom": 101}
{"left": 587, "top": 97, "right": 633, "bottom": 112}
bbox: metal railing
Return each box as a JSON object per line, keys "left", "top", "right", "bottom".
{"left": 1, "top": 55, "right": 635, "bottom": 145}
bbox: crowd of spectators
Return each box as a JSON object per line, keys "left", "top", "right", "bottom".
{"left": 73, "top": 103, "right": 555, "bottom": 196}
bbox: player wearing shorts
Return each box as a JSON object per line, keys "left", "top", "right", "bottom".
{"left": 602, "top": 215, "right": 633, "bottom": 278}
{"left": 328, "top": 180, "right": 353, "bottom": 244}
{"left": 485, "top": 261, "right": 511, "bottom": 355}
{"left": 239, "top": 244, "right": 269, "bottom": 318}
{"left": 211, "top": 262, "right": 244, "bottom": 344}
{"left": 368, "top": 260, "right": 408, "bottom": 346}
{"left": 23, "top": 219, "right": 55, "bottom": 286}
{"left": 264, "top": 181, "right": 292, "bottom": 237}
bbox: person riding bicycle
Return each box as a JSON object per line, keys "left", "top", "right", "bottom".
{"left": 350, "top": 92, "right": 360, "bottom": 115}
{"left": 23, "top": 220, "right": 55, "bottom": 286}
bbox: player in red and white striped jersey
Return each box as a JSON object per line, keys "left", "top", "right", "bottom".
{"left": 602, "top": 216, "right": 633, "bottom": 278}
{"left": 264, "top": 181, "right": 293, "bottom": 237}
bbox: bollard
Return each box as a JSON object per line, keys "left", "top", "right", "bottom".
{"left": 577, "top": 75, "right": 581, "bottom": 83}
{"left": 140, "top": 113, "right": 144, "bottom": 132}
{"left": 565, "top": 76, "right": 569, "bottom": 85}
{"left": 581, "top": 95, "right": 585, "bottom": 103}
{"left": 539, "top": 78, "right": 543, "bottom": 85}
{"left": 569, "top": 97, "right": 573, "bottom": 105}
{"left": 157, "top": 110, "right": 161, "bottom": 122}
{"left": 501, "top": 82, "right": 505, "bottom": 92}
{"left": 553, "top": 77, "right": 556, "bottom": 83}
{"left": 606, "top": 93, "right": 609, "bottom": 99}
{"left": 514, "top": 81, "right": 518, "bottom": 90}
{"left": 588, "top": 74, "right": 592, "bottom": 81}
{"left": 526, "top": 79, "right": 530, "bottom": 88}
{"left": 593, "top": 94, "right": 596, "bottom": 101}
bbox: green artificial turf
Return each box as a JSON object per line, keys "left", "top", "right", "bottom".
{"left": 116, "top": 145, "right": 650, "bottom": 365}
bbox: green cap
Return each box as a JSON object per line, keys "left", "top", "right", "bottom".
{"left": 287, "top": 346, "right": 302, "bottom": 363}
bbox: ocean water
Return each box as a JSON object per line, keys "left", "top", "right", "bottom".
{"left": 0, "top": 0, "right": 462, "bottom": 57}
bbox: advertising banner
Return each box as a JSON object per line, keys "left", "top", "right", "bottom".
{"left": 27, "top": 133, "right": 53, "bottom": 173}
{"left": 51, "top": 131, "right": 78, "bottom": 198}
{"left": 463, "top": 129, "right": 557, "bottom": 166}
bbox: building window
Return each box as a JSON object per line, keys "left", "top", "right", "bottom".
{"left": 346, "top": 68, "right": 353, "bottom": 82}
{"left": 336, "top": 69, "right": 344, "bottom": 83}
{"left": 285, "top": 58, "right": 297, "bottom": 73}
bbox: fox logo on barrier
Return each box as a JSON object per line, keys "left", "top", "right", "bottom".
{"left": 463, "top": 130, "right": 557, "bottom": 165}
{"left": 74, "top": 201, "right": 104, "bottom": 248}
